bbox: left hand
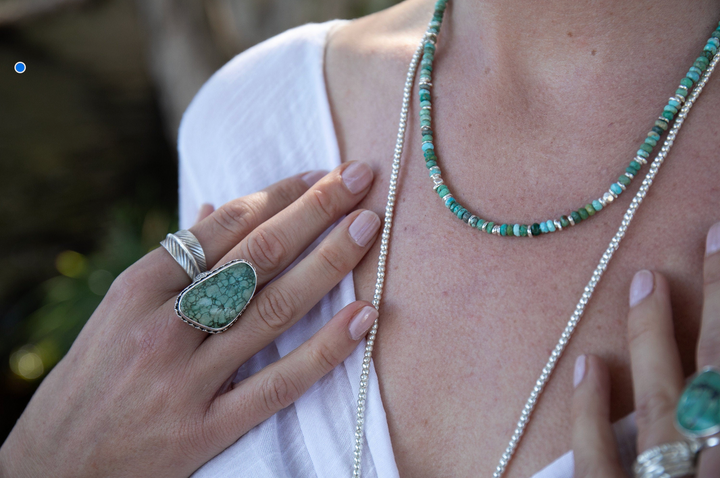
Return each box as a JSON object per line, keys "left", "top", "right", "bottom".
{"left": 571, "top": 222, "right": 720, "bottom": 478}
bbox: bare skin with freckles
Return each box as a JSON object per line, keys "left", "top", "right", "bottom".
{"left": 325, "top": 0, "right": 720, "bottom": 476}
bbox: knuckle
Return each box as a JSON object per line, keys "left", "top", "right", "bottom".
{"left": 243, "top": 228, "right": 288, "bottom": 276}
{"left": 213, "top": 201, "right": 256, "bottom": 237}
{"left": 635, "top": 388, "right": 676, "bottom": 432}
{"left": 258, "top": 370, "right": 303, "bottom": 413}
{"left": 254, "top": 285, "right": 297, "bottom": 333}
{"left": 627, "top": 315, "right": 657, "bottom": 350}
{"left": 306, "top": 188, "right": 340, "bottom": 222}
{"left": 315, "top": 245, "right": 350, "bottom": 277}
{"left": 308, "top": 343, "right": 343, "bottom": 375}
{"left": 109, "top": 266, "right": 150, "bottom": 301}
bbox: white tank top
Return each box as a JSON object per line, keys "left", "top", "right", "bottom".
{"left": 178, "top": 20, "right": 638, "bottom": 478}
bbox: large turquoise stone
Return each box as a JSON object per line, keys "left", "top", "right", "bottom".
{"left": 676, "top": 368, "right": 720, "bottom": 436}
{"left": 177, "top": 260, "right": 257, "bottom": 332}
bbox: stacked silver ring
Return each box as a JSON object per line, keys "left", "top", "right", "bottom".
{"left": 633, "top": 440, "right": 701, "bottom": 478}
{"left": 160, "top": 229, "right": 207, "bottom": 280}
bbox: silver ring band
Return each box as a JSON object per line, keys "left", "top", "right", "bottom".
{"left": 633, "top": 439, "right": 701, "bottom": 478}
{"left": 160, "top": 229, "right": 207, "bottom": 280}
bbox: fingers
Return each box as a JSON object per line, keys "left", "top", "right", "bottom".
{"left": 697, "top": 222, "right": 720, "bottom": 367}
{"left": 218, "top": 161, "right": 374, "bottom": 286}
{"left": 193, "top": 208, "right": 381, "bottom": 381}
{"left": 195, "top": 203, "right": 215, "bottom": 224}
{"left": 571, "top": 355, "right": 626, "bottom": 478}
{"left": 205, "top": 301, "right": 378, "bottom": 444}
{"left": 144, "top": 172, "right": 319, "bottom": 294}
{"left": 626, "top": 270, "right": 685, "bottom": 452}
{"left": 694, "top": 222, "right": 720, "bottom": 478}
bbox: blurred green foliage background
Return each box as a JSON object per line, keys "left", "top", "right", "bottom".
{"left": 0, "top": 0, "right": 397, "bottom": 442}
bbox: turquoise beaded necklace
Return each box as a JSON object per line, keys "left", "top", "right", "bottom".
{"left": 420, "top": 0, "right": 720, "bottom": 237}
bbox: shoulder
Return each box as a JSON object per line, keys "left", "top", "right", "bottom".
{"left": 324, "top": 0, "right": 432, "bottom": 164}
{"left": 179, "top": 21, "right": 342, "bottom": 155}
{"left": 177, "top": 20, "right": 348, "bottom": 227}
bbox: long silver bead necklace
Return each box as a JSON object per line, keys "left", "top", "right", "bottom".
{"left": 351, "top": 3, "right": 720, "bottom": 476}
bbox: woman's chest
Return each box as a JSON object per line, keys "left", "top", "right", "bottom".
{"left": 338, "top": 102, "right": 719, "bottom": 478}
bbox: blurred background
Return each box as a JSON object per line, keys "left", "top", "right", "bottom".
{"left": 0, "top": 0, "right": 397, "bottom": 442}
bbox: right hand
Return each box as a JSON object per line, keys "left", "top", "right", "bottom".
{"left": 0, "top": 162, "right": 381, "bottom": 477}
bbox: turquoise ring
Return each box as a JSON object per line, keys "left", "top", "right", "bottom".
{"left": 676, "top": 366, "right": 720, "bottom": 439}
{"left": 174, "top": 259, "right": 258, "bottom": 334}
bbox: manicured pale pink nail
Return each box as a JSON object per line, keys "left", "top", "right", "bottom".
{"left": 302, "top": 170, "right": 328, "bottom": 187}
{"left": 706, "top": 222, "right": 720, "bottom": 257}
{"left": 629, "top": 270, "right": 654, "bottom": 307}
{"left": 349, "top": 210, "right": 380, "bottom": 247}
{"left": 573, "top": 355, "right": 586, "bottom": 388}
{"left": 342, "top": 162, "right": 373, "bottom": 194}
{"left": 348, "top": 306, "right": 378, "bottom": 341}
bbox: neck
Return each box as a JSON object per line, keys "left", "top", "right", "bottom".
{"left": 446, "top": 0, "right": 720, "bottom": 84}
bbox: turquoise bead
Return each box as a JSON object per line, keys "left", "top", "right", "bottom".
{"left": 513, "top": 224, "right": 521, "bottom": 236}
{"left": 422, "top": 142, "right": 434, "bottom": 151}
{"left": 664, "top": 104, "right": 678, "bottom": 115}
{"left": 539, "top": 221, "right": 548, "bottom": 234}
{"left": 676, "top": 369, "right": 720, "bottom": 436}
{"left": 619, "top": 175, "right": 632, "bottom": 186}
{"left": 687, "top": 70, "right": 701, "bottom": 83}
{"left": 560, "top": 216, "right": 570, "bottom": 228}
{"left": 668, "top": 99, "right": 681, "bottom": 108}
{"left": 469, "top": 216, "right": 478, "bottom": 227}
{"left": 519, "top": 225, "right": 528, "bottom": 236}
{"left": 644, "top": 137, "right": 657, "bottom": 147}
{"left": 546, "top": 220, "right": 556, "bottom": 232}
{"left": 637, "top": 149, "right": 650, "bottom": 158}
{"left": 592, "top": 200, "right": 603, "bottom": 212}
{"left": 629, "top": 160, "right": 642, "bottom": 170}
{"left": 648, "top": 131, "right": 661, "bottom": 141}
{"left": 571, "top": 211, "right": 582, "bottom": 223}
{"left": 500, "top": 224, "right": 508, "bottom": 236}
{"left": 486, "top": 221, "right": 495, "bottom": 233}
{"left": 611, "top": 183, "right": 623, "bottom": 195}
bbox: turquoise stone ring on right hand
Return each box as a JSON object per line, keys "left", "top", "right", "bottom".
{"left": 676, "top": 367, "right": 720, "bottom": 438}
{"left": 174, "top": 259, "right": 258, "bottom": 334}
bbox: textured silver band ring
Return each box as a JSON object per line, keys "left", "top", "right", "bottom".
{"left": 633, "top": 439, "right": 701, "bottom": 478}
{"left": 160, "top": 229, "right": 207, "bottom": 280}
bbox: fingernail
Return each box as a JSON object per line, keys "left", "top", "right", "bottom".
{"left": 342, "top": 162, "right": 373, "bottom": 194}
{"left": 302, "top": 170, "right": 328, "bottom": 187}
{"left": 629, "top": 270, "right": 654, "bottom": 307}
{"left": 349, "top": 306, "right": 378, "bottom": 341}
{"left": 573, "top": 355, "right": 586, "bottom": 388}
{"left": 349, "top": 210, "right": 380, "bottom": 247}
{"left": 706, "top": 222, "right": 720, "bottom": 257}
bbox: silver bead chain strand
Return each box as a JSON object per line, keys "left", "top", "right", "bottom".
{"left": 351, "top": 33, "right": 427, "bottom": 478}
{"left": 351, "top": 14, "right": 719, "bottom": 476}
